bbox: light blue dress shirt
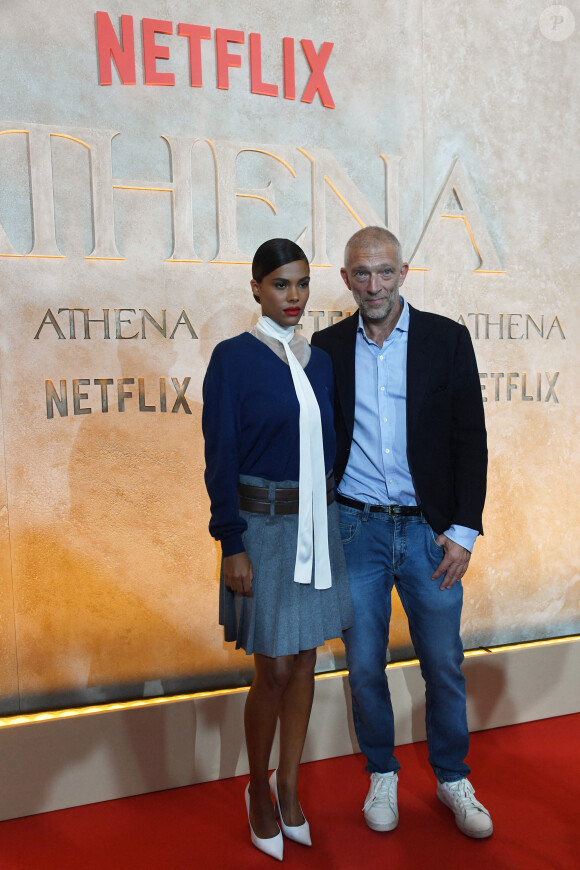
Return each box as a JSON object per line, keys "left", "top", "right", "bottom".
{"left": 338, "top": 297, "right": 478, "bottom": 553}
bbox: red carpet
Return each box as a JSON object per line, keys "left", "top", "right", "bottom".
{"left": 1, "top": 714, "right": 577, "bottom": 869}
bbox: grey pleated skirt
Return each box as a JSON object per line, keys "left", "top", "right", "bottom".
{"left": 219, "top": 475, "right": 354, "bottom": 657}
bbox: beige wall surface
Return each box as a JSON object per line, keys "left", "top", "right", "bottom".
{"left": 0, "top": 0, "right": 578, "bottom": 712}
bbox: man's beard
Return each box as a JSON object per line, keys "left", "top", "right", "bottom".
{"left": 360, "top": 287, "right": 399, "bottom": 321}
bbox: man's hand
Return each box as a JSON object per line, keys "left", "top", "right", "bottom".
{"left": 222, "top": 552, "right": 254, "bottom": 597}
{"left": 431, "top": 534, "right": 471, "bottom": 590}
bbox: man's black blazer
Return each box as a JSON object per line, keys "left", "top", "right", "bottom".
{"left": 311, "top": 305, "right": 487, "bottom": 535}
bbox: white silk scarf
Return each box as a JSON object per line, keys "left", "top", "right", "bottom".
{"left": 256, "top": 315, "right": 332, "bottom": 589}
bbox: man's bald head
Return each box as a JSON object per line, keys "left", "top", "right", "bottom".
{"left": 344, "top": 227, "right": 403, "bottom": 269}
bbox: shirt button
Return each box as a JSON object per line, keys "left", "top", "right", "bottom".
{"left": 385, "top": 449, "right": 390, "bottom": 454}
{"left": 379, "top": 355, "right": 384, "bottom": 360}
{"left": 380, "top": 386, "right": 385, "bottom": 391}
{"left": 383, "top": 417, "right": 388, "bottom": 422}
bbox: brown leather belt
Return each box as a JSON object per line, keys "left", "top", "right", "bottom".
{"left": 238, "top": 477, "right": 335, "bottom": 515}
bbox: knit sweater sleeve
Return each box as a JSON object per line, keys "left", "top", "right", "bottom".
{"left": 202, "top": 340, "right": 247, "bottom": 557}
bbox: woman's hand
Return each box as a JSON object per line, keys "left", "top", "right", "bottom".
{"left": 223, "top": 552, "right": 254, "bottom": 597}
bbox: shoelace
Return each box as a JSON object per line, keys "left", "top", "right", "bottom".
{"left": 363, "top": 775, "right": 397, "bottom": 813}
{"left": 445, "top": 780, "right": 487, "bottom": 816}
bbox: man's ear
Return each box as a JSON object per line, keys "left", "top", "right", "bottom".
{"left": 340, "top": 267, "right": 351, "bottom": 291}
{"left": 399, "top": 263, "right": 409, "bottom": 285}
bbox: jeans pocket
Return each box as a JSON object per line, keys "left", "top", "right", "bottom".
{"left": 338, "top": 518, "right": 360, "bottom": 545}
{"left": 423, "top": 520, "right": 444, "bottom": 556}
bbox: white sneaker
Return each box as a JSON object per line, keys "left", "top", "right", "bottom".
{"left": 363, "top": 772, "right": 399, "bottom": 832}
{"left": 437, "top": 778, "right": 493, "bottom": 839}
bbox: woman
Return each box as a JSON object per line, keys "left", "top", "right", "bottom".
{"left": 202, "top": 238, "right": 353, "bottom": 861}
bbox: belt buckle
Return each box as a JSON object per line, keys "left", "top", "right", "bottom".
{"left": 387, "top": 505, "right": 401, "bottom": 516}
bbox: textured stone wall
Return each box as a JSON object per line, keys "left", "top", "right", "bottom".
{"left": 0, "top": 0, "right": 577, "bottom": 712}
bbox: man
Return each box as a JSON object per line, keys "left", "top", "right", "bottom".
{"left": 311, "top": 226, "right": 492, "bottom": 839}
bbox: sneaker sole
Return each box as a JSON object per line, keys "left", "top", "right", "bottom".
{"left": 457, "top": 821, "right": 493, "bottom": 839}
{"left": 364, "top": 815, "right": 399, "bottom": 832}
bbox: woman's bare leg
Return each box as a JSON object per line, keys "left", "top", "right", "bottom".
{"left": 276, "top": 648, "right": 317, "bottom": 826}
{"left": 244, "top": 652, "right": 295, "bottom": 838}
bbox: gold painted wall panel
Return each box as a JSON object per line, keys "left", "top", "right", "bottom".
{"left": 0, "top": 0, "right": 578, "bottom": 711}
{"left": 0, "top": 382, "right": 19, "bottom": 712}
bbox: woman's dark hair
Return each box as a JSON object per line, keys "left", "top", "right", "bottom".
{"left": 251, "top": 238, "right": 309, "bottom": 283}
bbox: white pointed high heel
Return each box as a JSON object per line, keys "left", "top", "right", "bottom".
{"left": 244, "top": 784, "right": 284, "bottom": 861}
{"left": 269, "top": 770, "right": 312, "bottom": 847}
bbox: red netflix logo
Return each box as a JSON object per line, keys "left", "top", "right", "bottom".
{"left": 96, "top": 12, "right": 335, "bottom": 108}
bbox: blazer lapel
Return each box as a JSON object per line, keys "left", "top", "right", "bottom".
{"left": 334, "top": 312, "right": 358, "bottom": 438}
{"left": 406, "top": 306, "right": 434, "bottom": 436}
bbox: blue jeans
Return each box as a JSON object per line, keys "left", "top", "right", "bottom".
{"left": 339, "top": 503, "right": 470, "bottom": 782}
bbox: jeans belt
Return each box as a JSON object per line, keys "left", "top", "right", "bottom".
{"left": 238, "top": 477, "right": 335, "bottom": 515}
{"left": 336, "top": 493, "right": 422, "bottom": 517}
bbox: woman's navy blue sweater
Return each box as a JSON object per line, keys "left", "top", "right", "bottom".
{"left": 202, "top": 332, "right": 335, "bottom": 556}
